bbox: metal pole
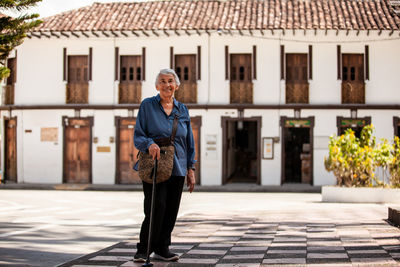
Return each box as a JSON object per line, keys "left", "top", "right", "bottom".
{"left": 142, "top": 158, "right": 157, "bottom": 267}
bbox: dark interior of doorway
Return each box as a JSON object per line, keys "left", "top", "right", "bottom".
{"left": 339, "top": 126, "right": 363, "bottom": 138}
{"left": 226, "top": 121, "right": 257, "bottom": 183}
{"left": 397, "top": 126, "right": 400, "bottom": 138}
{"left": 284, "top": 127, "right": 310, "bottom": 183}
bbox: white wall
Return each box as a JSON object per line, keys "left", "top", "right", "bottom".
{"left": 8, "top": 30, "right": 400, "bottom": 185}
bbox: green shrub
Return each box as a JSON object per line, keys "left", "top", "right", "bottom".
{"left": 324, "top": 124, "right": 399, "bottom": 188}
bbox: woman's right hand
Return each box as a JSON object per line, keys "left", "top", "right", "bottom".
{"left": 148, "top": 143, "right": 160, "bottom": 160}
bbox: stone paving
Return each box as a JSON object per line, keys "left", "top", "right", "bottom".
{"left": 58, "top": 212, "right": 400, "bottom": 267}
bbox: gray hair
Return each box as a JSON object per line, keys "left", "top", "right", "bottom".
{"left": 155, "top": 68, "right": 180, "bottom": 86}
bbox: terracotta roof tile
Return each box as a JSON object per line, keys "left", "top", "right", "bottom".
{"left": 36, "top": 0, "right": 400, "bottom": 32}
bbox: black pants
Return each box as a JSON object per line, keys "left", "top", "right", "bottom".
{"left": 137, "top": 175, "right": 185, "bottom": 253}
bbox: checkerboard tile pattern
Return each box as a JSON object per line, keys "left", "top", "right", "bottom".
{"left": 59, "top": 214, "right": 400, "bottom": 267}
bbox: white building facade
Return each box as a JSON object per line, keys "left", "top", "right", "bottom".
{"left": 2, "top": 0, "right": 400, "bottom": 186}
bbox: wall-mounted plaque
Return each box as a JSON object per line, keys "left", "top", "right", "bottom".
{"left": 41, "top": 127, "right": 58, "bottom": 142}
{"left": 262, "top": 137, "right": 274, "bottom": 159}
{"left": 97, "top": 146, "right": 111, "bottom": 153}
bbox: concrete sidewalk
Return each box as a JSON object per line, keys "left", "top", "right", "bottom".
{"left": 0, "top": 182, "right": 321, "bottom": 193}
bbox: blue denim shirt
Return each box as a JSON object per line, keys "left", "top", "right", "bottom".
{"left": 134, "top": 94, "right": 196, "bottom": 177}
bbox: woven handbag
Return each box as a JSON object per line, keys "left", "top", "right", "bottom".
{"left": 138, "top": 115, "right": 178, "bottom": 184}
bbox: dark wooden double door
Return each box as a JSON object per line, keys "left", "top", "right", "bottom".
{"left": 286, "top": 54, "right": 309, "bottom": 104}
{"left": 230, "top": 54, "right": 252, "bottom": 104}
{"left": 4, "top": 118, "right": 17, "bottom": 182}
{"left": 67, "top": 56, "right": 89, "bottom": 104}
{"left": 119, "top": 55, "right": 142, "bottom": 103}
{"left": 116, "top": 117, "right": 201, "bottom": 184}
{"left": 63, "top": 118, "right": 92, "bottom": 183}
{"left": 174, "top": 55, "right": 197, "bottom": 103}
{"left": 342, "top": 54, "right": 365, "bottom": 104}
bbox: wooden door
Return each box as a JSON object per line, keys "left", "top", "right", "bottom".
{"left": 116, "top": 117, "right": 140, "bottom": 184}
{"left": 5, "top": 58, "right": 16, "bottom": 105}
{"left": 230, "top": 54, "right": 252, "bottom": 104}
{"left": 4, "top": 118, "right": 17, "bottom": 182}
{"left": 286, "top": 54, "right": 309, "bottom": 104}
{"left": 67, "top": 56, "right": 89, "bottom": 103}
{"left": 190, "top": 117, "right": 201, "bottom": 184}
{"left": 119, "top": 56, "right": 142, "bottom": 103}
{"left": 342, "top": 54, "right": 365, "bottom": 104}
{"left": 64, "top": 118, "right": 91, "bottom": 183}
{"left": 174, "top": 55, "right": 197, "bottom": 103}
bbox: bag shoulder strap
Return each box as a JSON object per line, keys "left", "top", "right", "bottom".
{"left": 170, "top": 114, "right": 179, "bottom": 144}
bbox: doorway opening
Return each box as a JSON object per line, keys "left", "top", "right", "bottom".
{"left": 337, "top": 117, "right": 371, "bottom": 138}
{"left": 281, "top": 117, "right": 314, "bottom": 185}
{"left": 223, "top": 117, "right": 260, "bottom": 184}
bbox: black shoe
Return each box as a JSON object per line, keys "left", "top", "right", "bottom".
{"left": 154, "top": 249, "right": 179, "bottom": 261}
{"left": 133, "top": 251, "right": 147, "bottom": 262}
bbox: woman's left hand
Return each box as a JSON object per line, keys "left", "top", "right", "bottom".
{"left": 187, "top": 169, "right": 195, "bottom": 193}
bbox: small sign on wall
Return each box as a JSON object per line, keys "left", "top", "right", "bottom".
{"left": 41, "top": 127, "right": 58, "bottom": 142}
{"left": 205, "top": 134, "right": 217, "bottom": 159}
{"left": 97, "top": 146, "right": 111, "bottom": 153}
{"left": 262, "top": 137, "right": 274, "bottom": 159}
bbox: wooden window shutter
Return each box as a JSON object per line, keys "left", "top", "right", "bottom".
{"left": 337, "top": 45, "right": 341, "bottom": 80}
{"left": 225, "top": 45, "right": 229, "bottom": 80}
{"left": 89, "top": 47, "right": 92, "bottom": 81}
{"left": 280, "top": 45, "right": 285, "bottom": 80}
{"left": 365, "top": 45, "right": 369, "bottom": 80}
{"left": 142, "top": 47, "right": 146, "bottom": 81}
{"left": 63, "top": 48, "right": 67, "bottom": 81}
{"left": 115, "top": 47, "right": 119, "bottom": 81}
{"left": 308, "top": 45, "right": 312, "bottom": 80}
{"left": 197, "top": 45, "right": 201, "bottom": 80}
{"left": 170, "top": 47, "right": 174, "bottom": 69}
{"left": 253, "top": 45, "right": 257, "bottom": 80}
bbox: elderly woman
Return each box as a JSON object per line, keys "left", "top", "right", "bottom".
{"left": 133, "top": 68, "right": 196, "bottom": 262}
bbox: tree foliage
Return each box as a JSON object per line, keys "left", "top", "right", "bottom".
{"left": 0, "top": 0, "right": 42, "bottom": 80}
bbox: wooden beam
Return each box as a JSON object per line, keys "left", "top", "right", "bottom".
{"left": 253, "top": 45, "right": 257, "bottom": 80}
{"left": 280, "top": 45, "right": 284, "bottom": 80}
{"left": 115, "top": 47, "right": 119, "bottom": 81}
{"left": 81, "top": 31, "right": 89, "bottom": 38}
{"left": 196, "top": 29, "right": 201, "bottom": 36}
{"left": 111, "top": 31, "right": 119, "bottom": 37}
{"left": 63, "top": 47, "right": 67, "bottom": 81}
{"left": 60, "top": 31, "right": 69, "bottom": 38}
{"left": 197, "top": 46, "right": 201, "bottom": 80}
{"left": 365, "top": 45, "right": 369, "bottom": 80}
{"left": 174, "top": 30, "right": 180, "bottom": 36}
{"left": 91, "top": 31, "right": 99, "bottom": 37}
{"left": 142, "top": 47, "right": 146, "bottom": 81}
{"left": 141, "top": 30, "right": 149, "bottom": 37}
{"left": 152, "top": 30, "right": 159, "bottom": 37}
{"left": 131, "top": 30, "right": 139, "bottom": 37}
{"left": 337, "top": 45, "right": 341, "bottom": 80}
{"left": 163, "top": 30, "right": 170, "bottom": 36}
{"left": 308, "top": 45, "right": 312, "bottom": 80}
{"left": 170, "top": 46, "right": 174, "bottom": 69}
{"left": 50, "top": 31, "right": 60, "bottom": 38}
{"left": 121, "top": 31, "right": 128, "bottom": 37}
{"left": 225, "top": 45, "right": 229, "bottom": 80}
{"left": 185, "top": 30, "right": 191, "bottom": 36}
{"left": 70, "top": 31, "right": 79, "bottom": 38}
{"left": 31, "top": 32, "right": 41, "bottom": 38}
{"left": 40, "top": 31, "right": 50, "bottom": 38}
{"left": 89, "top": 47, "right": 93, "bottom": 81}
{"left": 102, "top": 31, "right": 110, "bottom": 37}
{"left": 260, "top": 29, "right": 264, "bottom": 35}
